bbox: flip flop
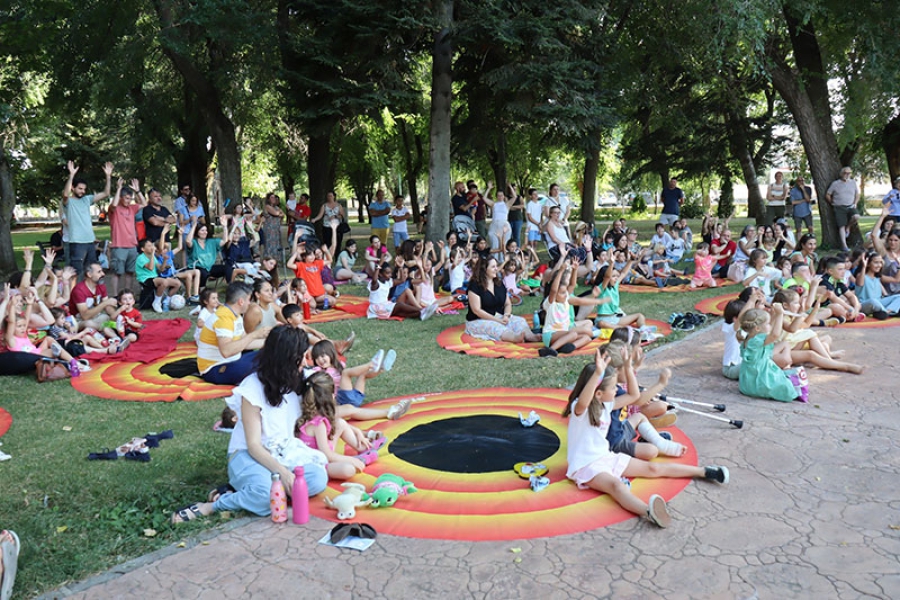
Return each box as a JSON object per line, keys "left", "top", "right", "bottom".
{"left": 513, "top": 462, "right": 548, "bottom": 479}
{"left": 1, "top": 530, "right": 20, "bottom": 600}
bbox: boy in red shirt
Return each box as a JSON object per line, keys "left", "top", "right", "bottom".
{"left": 114, "top": 289, "right": 144, "bottom": 344}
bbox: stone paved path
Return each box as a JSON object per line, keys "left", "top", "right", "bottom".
{"left": 44, "top": 324, "right": 900, "bottom": 599}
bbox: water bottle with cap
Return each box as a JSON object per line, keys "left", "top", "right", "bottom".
{"left": 323, "top": 297, "right": 330, "bottom": 310}
{"left": 291, "top": 466, "right": 309, "bottom": 524}
{"left": 533, "top": 311, "right": 540, "bottom": 330}
{"left": 270, "top": 473, "right": 287, "bottom": 523}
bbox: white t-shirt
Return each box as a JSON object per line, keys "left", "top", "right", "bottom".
{"left": 449, "top": 262, "right": 466, "bottom": 291}
{"left": 744, "top": 265, "right": 781, "bottom": 297}
{"left": 526, "top": 200, "right": 543, "bottom": 232}
{"left": 193, "top": 307, "right": 215, "bottom": 344}
{"left": 390, "top": 207, "right": 409, "bottom": 234}
{"left": 721, "top": 321, "right": 742, "bottom": 367}
{"left": 565, "top": 399, "right": 613, "bottom": 477}
{"left": 227, "top": 373, "right": 302, "bottom": 455}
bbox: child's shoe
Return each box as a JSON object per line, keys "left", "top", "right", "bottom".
{"left": 380, "top": 349, "right": 397, "bottom": 372}
{"left": 529, "top": 475, "right": 550, "bottom": 492}
{"left": 369, "top": 350, "right": 385, "bottom": 373}
{"left": 647, "top": 494, "right": 671, "bottom": 528}
{"left": 387, "top": 399, "right": 411, "bottom": 420}
{"left": 519, "top": 410, "right": 540, "bottom": 427}
{"left": 704, "top": 466, "right": 730, "bottom": 484}
{"left": 68, "top": 359, "right": 81, "bottom": 378}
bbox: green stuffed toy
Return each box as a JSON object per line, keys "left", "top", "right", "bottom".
{"left": 364, "top": 473, "right": 417, "bottom": 508}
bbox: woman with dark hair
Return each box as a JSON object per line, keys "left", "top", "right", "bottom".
{"left": 172, "top": 325, "right": 329, "bottom": 523}
{"left": 244, "top": 279, "right": 284, "bottom": 333}
{"left": 311, "top": 191, "right": 346, "bottom": 252}
{"left": 185, "top": 217, "right": 228, "bottom": 287}
{"left": 465, "top": 256, "right": 541, "bottom": 343}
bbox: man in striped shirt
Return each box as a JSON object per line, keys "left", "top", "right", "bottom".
{"left": 197, "top": 282, "right": 271, "bottom": 385}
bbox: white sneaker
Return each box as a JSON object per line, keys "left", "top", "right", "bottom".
{"left": 0, "top": 449, "right": 11, "bottom": 461}
{"left": 420, "top": 302, "right": 439, "bottom": 321}
{"left": 189, "top": 305, "right": 201, "bottom": 316}
{"left": 370, "top": 349, "right": 385, "bottom": 373}
{"left": 387, "top": 398, "right": 412, "bottom": 420}
{"left": 381, "top": 349, "right": 397, "bottom": 372}
{"left": 152, "top": 298, "right": 163, "bottom": 313}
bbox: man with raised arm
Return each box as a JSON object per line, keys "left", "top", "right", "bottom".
{"left": 63, "top": 161, "right": 113, "bottom": 276}
{"left": 107, "top": 178, "right": 148, "bottom": 296}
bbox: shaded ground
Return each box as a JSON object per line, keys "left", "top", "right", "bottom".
{"left": 42, "top": 323, "right": 900, "bottom": 599}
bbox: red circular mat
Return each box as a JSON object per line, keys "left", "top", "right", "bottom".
{"left": 619, "top": 279, "right": 741, "bottom": 294}
{"left": 309, "top": 388, "right": 697, "bottom": 541}
{"left": 71, "top": 342, "right": 232, "bottom": 402}
{"left": 436, "top": 319, "right": 672, "bottom": 359}
{"left": 305, "top": 295, "right": 366, "bottom": 324}
{"left": 0, "top": 407, "right": 11, "bottom": 437}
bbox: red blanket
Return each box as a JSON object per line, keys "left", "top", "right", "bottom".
{"left": 89, "top": 318, "right": 192, "bottom": 364}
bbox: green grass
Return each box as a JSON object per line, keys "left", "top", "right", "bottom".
{"left": 0, "top": 215, "right": 860, "bottom": 597}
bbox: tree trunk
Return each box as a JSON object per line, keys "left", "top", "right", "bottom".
{"left": 0, "top": 144, "right": 17, "bottom": 278}
{"left": 281, "top": 175, "right": 296, "bottom": 197}
{"left": 399, "top": 119, "right": 424, "bottom": 224}
{"left": 487, "top": 132, "right": 508, "bottom": 193}
{"left": 581, "top": 145, "right": 600, "bottom": 226}
{"left": 883, "top": 114, "right": 900, "bottom": 182}
{"left": 175, "top": 93, "right": 214, "bottom": 220}
{"left": 425, "top": 0, "right": 454, "bottom": 245}
{"left": 307, "top": 129, "right": 336, "bottom": 222}
{"left": 732, "top": 140, "right": 765, "bottom": 224}
{"left": 767, "top": 15, "right": 843, "bottom": 248}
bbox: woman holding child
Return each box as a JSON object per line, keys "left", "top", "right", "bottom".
{"left": 172, "top": 326, "right": 328, "bottom": 523}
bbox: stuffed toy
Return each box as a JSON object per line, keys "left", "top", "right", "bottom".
{"left": 323, "top": 482, "right": 372, "bottom": 520}
{"left": 364, "top": 473, "right": 417, "bottom": 508}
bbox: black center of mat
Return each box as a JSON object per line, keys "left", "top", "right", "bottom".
{"left": 159, "top": 358, "right": 200, "bottom": 379}
{"left": 390, "top": 415, "right": 560, "bottom": 474}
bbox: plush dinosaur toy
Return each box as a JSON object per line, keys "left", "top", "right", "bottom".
{"left": 323, "top": 482, "right": 372, "bottom": 520}
{"left": 364, "top": 473, "right": 417, "bottom": 508}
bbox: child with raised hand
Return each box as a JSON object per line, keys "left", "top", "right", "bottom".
{"left": 594, "top": 262, "right": 646, "bottom": 330}
{"left": 310, "top": 340, "right": 411, "bottom": 423}
{"left": 113, "top": 289, "right": 143, "bottom": 346}
{"left": 770, "top": 289, "right": 863, "bottom": 374}
{"left": 136, "top": 237, "right": 181, "bottom": 313}
{"left": 159, "top": 223, "right": 202, "bottom": 303}
{"left": 690, "top": 242, "right": 725, "bottom": 289}
{"left": 6, "top": 294, "right": 81, "bottom": 376}
{"left": 564, "top": 347, "right": 729, "bottom": 528}
{"left": 193, "top": 288, "right": 220, "bottom": 344}
{"left": 287, "top": 239, "right": 337, "bottom": 308}
{"left": 601, "top": 338, "right": 686, "bottom": 461}
{"left": 737, "top": 304, "right": 801, "bottom": 402}
{"left": 295, "top": 371, "right": 373, "bottom": 480}
{"left": 540, "top": 258, "right": 593, "bottom": 357}
{"left": 608, "top": 327, "right": 669, "bottom": 420}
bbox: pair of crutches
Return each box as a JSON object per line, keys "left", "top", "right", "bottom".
{"left": 658, "top": 394, "right": 744, "bottom": 429}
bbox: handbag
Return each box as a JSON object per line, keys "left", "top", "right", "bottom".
{"left": 36, "top": 358, "right": 70, "bottom": 383}
{"left": 337, "top": 220, "right": 352, "bottom": 235}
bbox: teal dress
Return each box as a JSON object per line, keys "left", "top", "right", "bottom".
{"left": 738, "top": 334, "right": 797, "bottom": 402}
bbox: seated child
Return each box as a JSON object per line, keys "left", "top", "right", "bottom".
{"left": 539, "top": 259, "right": 593, "bottom": 357}
{"left": 310, "top": 340, "right": 411, "bottom": 423}
{"left": 593, "top": 263, "right": 646, "bottom": 330}
{"left": 193, "top": 289, "right": 220, "bottom": 344}
{"left": 737, "top": 304, "right": 800, "bottom": 402}
{"left": 855, "top": 252, "right": 900, "bottom": 318}
{"left": 287, "top": 245, "right": 337, "bottom": 308}
{"left": 564, "top": 347, "right": 729, "bottom": 528}
{"left": 113, "top": 289, "right": 144, "bottom": 345}
{"left": 46, "top": 307, "right": 118, "bottom": 355}
{"left": 742, "top": 249, "right": 782, "bottom": 300}
{"left": 159, "top": 223, "right": 201, "bottom": 303}
{"left": 136, "top": 237, "right": 181, "bottom": 313}
{"left": 368, "top": 264, "right": 437, "bottom": 320}
{"left": 281, "top": 303, "right": 354, "bottom": 354}
{"left": 691, "top": 242, "right": 725, "bottom": 289}
{"left": 6, "top": 294, "right": 81, "bottom": 376}
{"left": 820, "top": 256, "right": 863, "bottom": 322}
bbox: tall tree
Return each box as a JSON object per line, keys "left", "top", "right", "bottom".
{"left": 425, "top": 0, "right": 454, "bottom": 244}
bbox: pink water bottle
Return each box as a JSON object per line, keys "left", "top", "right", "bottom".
{"left": 292, "top": 466, "right": 310, "bottom": 524}
{"left": 270, "top": 473, "right": 287, "bottom": 523}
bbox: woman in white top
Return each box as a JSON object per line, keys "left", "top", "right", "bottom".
{"left": 766, "top": 171, "right": 789, "bottom": 225}
{"left": 482, "top": 181, "right": 518, "bottom": 255}
{"left": 171, "top": 326, "right": 329, "bottom": 523}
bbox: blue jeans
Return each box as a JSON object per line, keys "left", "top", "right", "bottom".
{"left": 213, "top": 450, "right": 328, "bottom": 516}
{"left": 509, "top": 219, "right": 523, "bottom": 247}
{"left": 69, "top": 242, "right": 97, "bottom": 276}
{"left": 393, "top": 230, "right": 409, "bottom": 250}
{"left": 201, "top": 351, "right": 258, "bottom": 386}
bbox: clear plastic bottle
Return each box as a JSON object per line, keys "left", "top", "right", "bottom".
{"left": 270, "top": 473, "right": 288, "bottom": 523}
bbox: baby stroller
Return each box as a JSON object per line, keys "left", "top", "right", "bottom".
{"left": 452, "top": 214, "right": 477, "bottom": 243}
{"left": 292, "top": 220, "right": 320, "bottom": 248}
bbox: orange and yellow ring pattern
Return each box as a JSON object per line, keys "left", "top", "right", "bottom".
{"left": 70, "top": 343, "right": 232, "bottom": 402}
{"left": 310, "top": 387, "right": 697, "bottom": 540}
{"left": 436, "top": 319, "right": 672, "bottom": 359}
{"left": 619, "top": 279, "right": 741, "bottom": 294}
{"left": 304, "top": 295, "right": 366, "bottom": 324}
{"left": 0, "top": 407, "right": 11, "bottom": 437}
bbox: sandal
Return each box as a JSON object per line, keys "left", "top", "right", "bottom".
{"left": 171, "top": 504, "right": 205, "bottom": 524}
{"left": 647, "top": 494, "right": 671, "bottom": 528}
{"left": 207, "top": 484, "right": 235, "bottom": 503}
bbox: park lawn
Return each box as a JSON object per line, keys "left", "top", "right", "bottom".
{"left": 1, "top": 214, "right": 871, "bottom": 597}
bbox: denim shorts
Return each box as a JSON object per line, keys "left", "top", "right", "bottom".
{"left": 337, "top": 389, "right": 365, "bottom": 407}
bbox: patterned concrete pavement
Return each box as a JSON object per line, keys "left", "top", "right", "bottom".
{"left": 45, "top": 324, "right": 900, "bottom": 599}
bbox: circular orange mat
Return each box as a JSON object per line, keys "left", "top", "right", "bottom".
{"left": 436, "top": 319, "right": 672, "bottom": 359}
{"left": 0, "top": 407, "right": 11, "bottom": 437}
{"left": 309, "top": 388, "right": 697, "bottom": 541}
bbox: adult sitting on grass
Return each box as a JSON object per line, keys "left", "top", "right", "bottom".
{"left": 185, "top": 217, "right": 228, "bottom": 288}
{"left": 70, "top": 262, "right": 119, "bottom": 332}
{"left": 465, "top": 257, "right": 541, "bottom": 343}
{"left": 197, "top": 281, "right": 271, "bottom": 386}
{"left": 172, "top": 326, "right": 328, "bottom": 524}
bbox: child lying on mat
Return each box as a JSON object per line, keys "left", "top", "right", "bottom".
{"left": 564, "top": 347, "right": 729, "bottom": 528}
